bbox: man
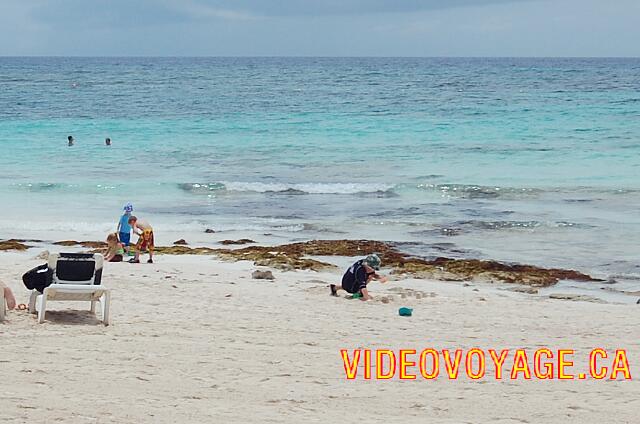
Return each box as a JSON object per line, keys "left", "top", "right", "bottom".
{"left": 331, "top": 254, "right": 388, "bottom": 301}
{"left": 105, "top": 137, "right": 111, "bottom": 146}
{"left": 67, "top": 135, "right": 74, "bottom": 146}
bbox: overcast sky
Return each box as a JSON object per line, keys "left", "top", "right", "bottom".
{"left": 1, "top": 0, "right": 638, "bottom": 56}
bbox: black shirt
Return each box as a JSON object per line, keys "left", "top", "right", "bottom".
{"left": 341, "top": 260, "right": 374, "bottom": 294}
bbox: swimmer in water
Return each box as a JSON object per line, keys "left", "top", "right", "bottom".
{"left": 67, "top": 135, "right": 74, "bottom": 146}
{"left": 105, "top": 137, "right": 111, "bottom": 146}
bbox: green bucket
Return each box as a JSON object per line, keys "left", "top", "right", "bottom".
{"left": 398, "top": 307, "right": 413, "bottom": 317}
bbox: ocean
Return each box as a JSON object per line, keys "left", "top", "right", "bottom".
{"left": 1, "top": 57, "right": 639, "bottom": 297}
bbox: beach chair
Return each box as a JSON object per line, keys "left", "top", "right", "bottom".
{"left": 28, "top": 253, "right": 111, "bottom": 325}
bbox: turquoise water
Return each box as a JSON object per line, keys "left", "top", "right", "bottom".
{"left": 1, "top": 57, "right": 639, "bottom": 290}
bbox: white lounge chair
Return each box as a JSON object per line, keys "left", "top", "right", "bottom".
{"left": 29, "top": 253, "right": 111, "bottom": 325}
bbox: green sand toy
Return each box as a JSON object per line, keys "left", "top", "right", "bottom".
{"left": 399, "top": 307, "right": 413, "bottom": 317}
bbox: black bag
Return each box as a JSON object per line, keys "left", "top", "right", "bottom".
{"left": 22, "top": 264, "right": 51, "bottom": 293}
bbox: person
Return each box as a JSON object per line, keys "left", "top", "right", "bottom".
{"left": 128, "top": 215, "right": 154, "bottom": 264}
{"left": 1, "top": 281, "right": 16, "bottom": 311}
{"left": 117, "top": 203, "right": 133, "bottom": 254}
{"left": 105, "top": 233, "right": 125, "bottom": 262}
{"left": 67, "top": 135, "right": 74, "bottom": 146}
{"left": 331, "top": 254, "right": 388, "bottom": 301}
{"left": 105, "top": 137, "right": 111, "bottom": 146}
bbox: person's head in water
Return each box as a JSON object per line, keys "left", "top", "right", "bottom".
{"left": 363, "top": 254, "right": 381, "bottom": 270}
{"left": 105, "top": 137, "right": 111, "bottom": 146}
{"left": 67, "top": 135, "right": 74, "bottom": 146}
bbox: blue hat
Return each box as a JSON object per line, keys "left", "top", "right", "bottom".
{"left": 123, "top": 203, "right": 133, "bottom": 213}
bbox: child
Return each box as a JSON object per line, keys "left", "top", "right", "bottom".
{"left": 128, "top": 215, "right": 154, "bottom": 264}
{"left": 105, "top": 233, "right": 125, "bottom": 262}
{"left": 117, "top": 203, "right": 133, "bottom": 254}
{"left": 331, "top": 254, "right": 388, "bottom": 301}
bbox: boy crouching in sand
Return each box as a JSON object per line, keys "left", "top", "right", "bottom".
{"left": 331, "top": 254, "right": 388, "bottom": 301}
{"left": 128, "top": 216, "right": 154, "bottom": 264}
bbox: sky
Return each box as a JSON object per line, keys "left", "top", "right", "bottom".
{"left": 0, "top": 0, "right": 638, "bottom": 57}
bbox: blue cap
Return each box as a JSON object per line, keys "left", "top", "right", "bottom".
{"left": 123, "top": 203, "right": 133, "bottom": 213}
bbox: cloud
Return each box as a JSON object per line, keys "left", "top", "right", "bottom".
{"left": 174, "top": 0, "right": 530, "bottom": 17}
{"left": 178, "top": 0, "right": 258, "bottom": 21}
{"left": 26, "top": 0, "right": 529, "bottom": 29}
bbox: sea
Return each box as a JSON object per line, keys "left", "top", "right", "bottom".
{"left": 1, "top": 57, "right": 639, "bottom": 299}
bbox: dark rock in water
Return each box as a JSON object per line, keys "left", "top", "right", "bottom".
{"left": 269, "top": 188, "right": 307, "bottom": 195}
{"left": 220, "top": 239, "right": 256, "bottom": 245}
{"left": 440, "top": 228, "right": 461, "bottom": 236}
{"left": 204, "top": 228, "right": 216, "bottom": 233}
{"left": 0, "top": 239, "right": 29, "bottom": 251}
{"left": 252, "top": 270, "right": 274, "bottom": 280}
{"left": 173, "top": 239, "right": 188, "bottom": 245}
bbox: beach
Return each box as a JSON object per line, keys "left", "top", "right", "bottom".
{"left": 1, "top": 56, "right": 639, "bottom": 422}
{"left": 1, "top": 247, "right": 639, "bottom": 423}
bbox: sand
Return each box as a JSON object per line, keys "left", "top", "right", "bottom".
{"left": 1, "top": 251, "right": 639, "bottom": 423}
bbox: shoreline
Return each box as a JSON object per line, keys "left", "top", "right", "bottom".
{"left": 1, "top": 235, "right": 637, "bottom": 305}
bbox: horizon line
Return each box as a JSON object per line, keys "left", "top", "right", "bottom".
{"left": 1, "top": 55, "right": 640, "bottom": 59}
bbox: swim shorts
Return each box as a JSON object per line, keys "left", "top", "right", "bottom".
{"left": 118, "top": 231, "right": 131, "bottom": 246}
{"left": 136, "top": 229, "right": 154, "bottom": 252}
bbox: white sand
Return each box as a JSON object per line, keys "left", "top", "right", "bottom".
{"left": 1, "top": 251, "right": 639, "bottom": 423}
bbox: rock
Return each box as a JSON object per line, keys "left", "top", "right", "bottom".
{"left": 73, "top": 237, "right": 601, "bottom": 286}
{"left": 204, "top": 228, "right": 216, "bottom": 233}
{"left": 154, "top": 246, "right": 218, "bottom": 255}
{"left": 34, "top": 250, "right": 50, "bottom": 260}
{"left": 549, "top": 293, "right": 606, "bottom": 303}
{"left": 381, "top": 297, "right": 390, "bottom": 304}
{"left": 0, "top": 239, "right": 29, "bottom": 251}
{"left": 252, "top": 270, "right": 274, "bottom": 280}
{"left": 220, "top": 239, "right": 256, "bottom": 245}
{"left": 173, "top": 239, "right": 188, "bottom": 245}
{"left": 54, "top": 240, "right": 107, "bottom": 249}
{"left": 507, "top": 286, "right": 539, "bottom": 294}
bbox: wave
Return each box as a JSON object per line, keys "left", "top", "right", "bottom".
{"left": 8, "top": 181, "right": 640, "bottom": 202}
{"left": 411, "top": 183, "right": 543, "bottom": 200}
{"left": 179, "top": 181, "right": 396, "bottom": 195}
{"left": 10, "top": 183, "right": 120, "bottom": 193}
